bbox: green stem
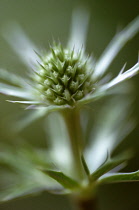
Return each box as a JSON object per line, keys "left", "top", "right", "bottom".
{"left": 61, "top": 107, "right": 85, "bottom": 180}
{"left": 61, "top": 107, "right": 98, "bottom": 210}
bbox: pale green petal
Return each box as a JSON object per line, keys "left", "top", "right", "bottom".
{"left": 101, "top": 62, "right": 139, "bottom": 90}
{"left": 84, "top": 95, "right": 134, "bottom": 172}
{"left": 99, "top": 171, "right": 139, "bottom": 184}
{"left": 0, "top": 149, "right": 48, "bottom": 202}
{"left": 13, "top": 108, "right": 49, "bottom": 132}
{"left": 0, "top": 182, "right": 44, "bottom": 202}
{"left": 68, "top": 7, "right": 90, "bottom": 52}
{"left": 2, "top": 22, "right": 39, "bottom": 68}
{"left": 45, "top": 112, "right": 73, "bottom": 176}
{"left": 0, "top": 145, "right": 62, "bottom": 201}
{"left": 0, "top": 83, "right": 33, "bottom": 99}
{"left": 79, "top": 62, "right": 139, "bottom": 105}
{"left": 7, "top": 100, "right": 44, "bottom": 104}
{"left": 94, "top": 16, "right": 139, "bottom": 79}
{"left": 11, "top": 105, "right": 70, "bottom": 132}
{"left": 0, "top": 68, "right": 28, "bottom": 87}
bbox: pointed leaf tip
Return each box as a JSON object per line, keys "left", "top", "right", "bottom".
{"left": 81, "top": 154, "right": 90, "bottom": 176}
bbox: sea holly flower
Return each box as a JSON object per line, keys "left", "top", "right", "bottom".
{"left": 0, "top": 11, "right": 139, "bottom": 113}
{"left": 0, "top": 8, "right": 139, "bottom": 210}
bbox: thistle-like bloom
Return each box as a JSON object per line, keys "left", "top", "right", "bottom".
{"left": 0, "top": 10, "right": 139, "bottom": 116}
{"left": 0, "top": 9, "right": 139, "bottom": 202}
{"left": 34, "top": 45, "right": 95, "bottom": 106}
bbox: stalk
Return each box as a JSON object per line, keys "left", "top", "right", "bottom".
{"left": 75, "top": 197, "right": 97, "bottom": 210}
{"left": 61, "top": 108, "right": 98, "bottom": 210}
{"left": 70, "top": 184, "right": 98, "bottom": 210}
{"left": 61, "top": 107, "right": 85, "bottom": 181}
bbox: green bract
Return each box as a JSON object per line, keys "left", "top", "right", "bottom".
{"left": 34, "top": 45, "right": 95, "bottom": 106}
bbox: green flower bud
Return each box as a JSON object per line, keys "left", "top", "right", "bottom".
{"left": 34, "top": 44, "right": 95, "bottom": 106}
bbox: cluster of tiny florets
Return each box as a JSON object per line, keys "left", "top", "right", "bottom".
{"left": 34, "top": 44, "right": 95, "bottom": 106}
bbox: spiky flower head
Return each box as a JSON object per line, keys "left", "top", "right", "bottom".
{"left": 0, "top": 12, "right": 138, "bottom": 113}
{"left": 34, "top": 44, "right": 95, "bottom": 106}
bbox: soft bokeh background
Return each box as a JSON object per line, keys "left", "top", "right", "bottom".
{"left": 0, "top": 0, "right": 139, "bottom": 209}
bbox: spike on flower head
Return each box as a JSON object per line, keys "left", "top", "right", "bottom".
{"left": 34, "top": 44, "right": 95, "bottom": 106}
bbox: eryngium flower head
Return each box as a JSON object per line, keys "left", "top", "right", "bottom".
{"left": 0, "top": 11, "right": 139, "bottom": 113}
{"left": 34, "top": 44, "right": 95, "bottom": 106}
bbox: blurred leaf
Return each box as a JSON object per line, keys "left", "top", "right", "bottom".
{"left": 0, "top": 181, "right": 43, "bottom": 202}
{"left": 85, "top": 93, "right": 135, "bottom": 172}
{"left": 101, "top": 62, "right": 139, "bottom": 90}
{"left": 0, "top": 144, "right": 62, "bottom": 198}
{"left": 42, "top": 170, "right": 80, "bottom": 190}
{"left": 99, "top": 171, "right": 139, "bottom": 184}
{"left": 7, "top": 100, "right": 43, "bottom": 104}
{"left": 45, "top": 112, "right": 73, "bottom": 175}
{"left": 81, "top": 154, "right": 90, "bottom": 176}
{"left": 90, "top": 152, "right": 132, "bottom": 182}
{"left": 0, "top": 83, "right": 32, "bottom": 99}
{"left": 94, "top": 16, "right": 139, "bottom": 79}
{"left": 68, "top": 7, "right": 90, "bottom": 52}
{"left": 5, "top": 105, "right": 70, "bottom": 133}
{"left": 0, "top": 68, "right": 27, "bottom": 87}
{"left": 80, "top": 61, "right": 139, "bottom": 106}
{"left": 2, "top": 22, "right": 39, "bottom": 68}
{"left": 11, "top": 108, "right": 48, "bottom": 132}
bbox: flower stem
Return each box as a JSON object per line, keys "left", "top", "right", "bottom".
{"left": 75, "top": 197, "right": 97, "bottom": 210}
{"left": 61, "top": 107, "right": 85, "bottom": 180}
{"left": 61, "top": 107, "right": 98, "bottom": 210}
{"left": 70, "top": 188, "right": 98, "bottom": 210}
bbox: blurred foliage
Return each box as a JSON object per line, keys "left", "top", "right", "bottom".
{"left": 0, "top": 0, "right": 139, "bottom": 210}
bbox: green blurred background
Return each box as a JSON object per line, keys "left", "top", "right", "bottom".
{"left": 0, "top": 0, "right": 139, "bottom": 209}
